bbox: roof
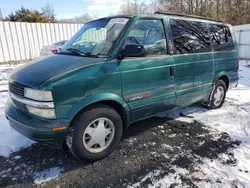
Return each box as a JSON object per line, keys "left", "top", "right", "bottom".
{"left": 155, "top": 11, "right": 222, "bottom": 23}
{"left": 92, "top": 12, "right": 225, "bottom": 25}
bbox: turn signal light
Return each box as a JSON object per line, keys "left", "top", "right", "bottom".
{"left": 52, "top": 126, "right": 67, "bottom": 131}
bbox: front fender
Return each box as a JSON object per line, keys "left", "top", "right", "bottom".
{"left": 58, "top": 93, "right": 131, "bottom": 123}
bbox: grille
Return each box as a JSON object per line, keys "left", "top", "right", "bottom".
{"left": 9, "top": 82, "right": 24, "bottom": 97}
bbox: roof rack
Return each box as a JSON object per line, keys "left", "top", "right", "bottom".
{"left": 155, "top": 11, "right": 222, "bottom": 23}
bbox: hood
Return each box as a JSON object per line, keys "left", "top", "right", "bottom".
{"left": 10, "top": 54, "right": 106, "bottom": 89}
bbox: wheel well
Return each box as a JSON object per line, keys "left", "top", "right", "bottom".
{"left": 70, "top": 100, "right": 129, "bottom": 130}
{"left": 218, "top": 75, "right": 229, "bottom": 90}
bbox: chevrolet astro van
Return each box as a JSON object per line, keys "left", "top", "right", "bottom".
{"left": 5, "top": 12, "right": 238, "bottom": 161}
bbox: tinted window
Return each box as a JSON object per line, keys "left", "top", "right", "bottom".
{"left": 209, "top": 24, "right": 234, "bottom": 51}
{"left": 170, "top": 19, "right": 211, "bottom": 54}
{"left": 125, "top": 19, "right": 167, "bottom": 56}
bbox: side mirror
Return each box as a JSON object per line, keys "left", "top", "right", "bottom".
{"left": 121, "top": 44, "right": 146, "bottom": 58}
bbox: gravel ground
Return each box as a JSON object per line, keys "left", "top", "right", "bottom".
{"left": 0, "top": 116, "right": 240, "bottom": 188}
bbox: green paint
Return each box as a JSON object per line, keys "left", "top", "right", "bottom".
{"left": 5, "top": 14, "right": 239, "bottom": 147}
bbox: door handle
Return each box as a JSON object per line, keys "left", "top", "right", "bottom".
{"left": 170, "top": 66, "right": 174, "bottom": 77}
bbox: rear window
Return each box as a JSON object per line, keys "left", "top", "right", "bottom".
{"left": 170, "top": 19, "right": 211, "bottom": 54}
{"left": 209, "top": 24, "right": 234, "bottom": 51}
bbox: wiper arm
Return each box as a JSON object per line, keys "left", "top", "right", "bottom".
{"left": 80, "top": 52, "right": 108, "bottom": 58}
{"left": 64, "top": 48, "right": 108, "bottom": 58}
{"left": 66, "top": 48, "right": 85, "bottom": 56}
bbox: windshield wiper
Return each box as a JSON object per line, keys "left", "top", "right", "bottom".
{"left": 82, "top": 52, "right": 108, "bottom": 58}
{"left": 63, "top": 48, "right": 108, "bottom": 58}
{"left": 65, "top": 48, "right": 85, "bottom": 56}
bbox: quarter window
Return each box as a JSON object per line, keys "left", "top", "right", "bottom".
{"left": 209, "top": 24, "right": 234, "bottom": 51}
{"left": 125, "top": 19, "right": 167, "bottom": 56}
{"left": 170, "top": 19, "right": 211, "bottom": 54}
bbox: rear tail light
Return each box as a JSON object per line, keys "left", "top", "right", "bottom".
{"left": 52, "top": 49, "right": 58, "bottom": 54}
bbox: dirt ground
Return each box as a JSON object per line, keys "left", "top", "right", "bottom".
{"left": 0, "top": 113, "right": 241, "bottom": 188}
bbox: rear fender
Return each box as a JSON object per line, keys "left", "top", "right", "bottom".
{"left": 213, "top": 71, "right": 230, "bottom": 85}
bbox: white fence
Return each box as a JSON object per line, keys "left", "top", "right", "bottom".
{"left": 233, "top": 24, "right": 250, "bottom": 60}
{"left": 0, "top": 21, "right": 83, "bottom": 63}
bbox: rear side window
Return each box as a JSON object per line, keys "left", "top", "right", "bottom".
{"left": 125, "top": 19, "right": 167, "bottom": 56}
{"left": 209, "top": 24, "right": 234, "bottom": 51}
{"left": 170, "top": 19, "right": 211, "bottom": 54}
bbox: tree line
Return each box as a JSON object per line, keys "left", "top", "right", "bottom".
{"left": 2, "top": 3, "right": 97, "bottom": 24}
{"left": 2, "top": 0, "right": 250, "bottom": 25}
{"left": 3, "top": 4, "right": 57, "bottom": 23}
{"left": 119, "top": 0, "right": 250, "bottom": 25}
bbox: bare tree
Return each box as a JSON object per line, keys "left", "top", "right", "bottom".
{"left": 151, "top": 0, "right": 250, "bottom": 25}
{"left": 41, "top": 3, "right": 56, "bottom": 22}
{"left": 74, "top": 13, "right": 97, "bottom": 23}
{"left": 59, "top": 13, "right": 97, "bottom": 24}
{"left": 119, "top": 0, "right": 150, "bottom": 14}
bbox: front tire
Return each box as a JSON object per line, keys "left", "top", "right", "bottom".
{"left": 67, "top": 105, "right": 123, "bottom": 162}
{"left": 205, "top": 79, "right": 227, "bottom": 109}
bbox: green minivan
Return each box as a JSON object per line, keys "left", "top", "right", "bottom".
{"left": 5, "top": 12, "right": 238, "bottom": 161}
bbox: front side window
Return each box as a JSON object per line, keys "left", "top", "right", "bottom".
{"left": 62, "top": 18, "right": 129, "bottom": 56}
{"left": 170, "top": 19, "right": 211, "bottom": 54}
{"left": 125, "top": 19, "right": 167, "bottom": 56}
{"left": 209, "top": 24, "right": 234, "bottom": 51}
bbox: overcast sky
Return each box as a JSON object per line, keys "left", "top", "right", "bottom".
{"left": 0, "top": 0, "right": 141, "bottom": 19}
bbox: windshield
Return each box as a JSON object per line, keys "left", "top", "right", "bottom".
{"left": 62, "top": 18, "right": 129, "bottom": 57}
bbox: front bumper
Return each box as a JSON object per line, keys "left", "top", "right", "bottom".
{"left": 5, "top": 99, "right": 69, "bottom": 148}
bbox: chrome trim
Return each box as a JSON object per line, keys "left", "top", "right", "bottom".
{"left": 10, "top": 93, "right": 54, "bottom": 109}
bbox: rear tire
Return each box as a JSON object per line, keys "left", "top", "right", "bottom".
{"left": 66, "top": 105, "right": 123, "bottom": 162}
{"left": 205, "top": 79, "right": 227, "bottom": 109}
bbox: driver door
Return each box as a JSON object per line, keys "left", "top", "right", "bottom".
{"left": 119, "top": 19, "right": 176, "bottom": 122}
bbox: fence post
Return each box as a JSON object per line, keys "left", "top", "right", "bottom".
{"left": 40, "top": 23, "right": 45, "bottom": 47}
{"left": 20, "top": 21, "right": 28, "bottom": 60}
{"left": 14, "top": 22, "right": 22, "bottom": 61}
{"left": 9, "top": 22, "right": 17, "bottom": 61}
{"left": 35, "top": 23, "right": 41, "bottom": 52}
{"left": 30, "top": 23, "right": 36, "bottom": 59}
{"left": 25, "top": 22, "right": 32, "bottom": 60}
{"left": 238, "top": 30, "right": 242, "bottom": 54}
{"left": 2, "top": 22, "right": 11, "bottom": 61}
{"left": 0, "top": 22, "right": 6, "bottom": 62}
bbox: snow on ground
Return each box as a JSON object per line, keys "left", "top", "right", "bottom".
{"left": 33, "top": 167, "right": 63, "bottom": 185}
{"left": 128, "top": 167, "right": 190, "bottom": 188}
{"left": 239, "top": 60, "right": 250, "bottom": 87}
{"left": 129, "top": 61, "right": 250, "bottom": 187}
{"left": 0, "top": 63, "right": 34, "bottom": 157}
{"left": 175, "top": 85, "right": 250, "bottom": 187}
{"left": 0, "top": 107, "right": 34, "bottom": 157}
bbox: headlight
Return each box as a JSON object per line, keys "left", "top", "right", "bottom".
{"left": 27, "top": 106, "right": 56, "bottom": 119}
{"left": 24, "top": 88, "right": 53, "bottom": 101}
